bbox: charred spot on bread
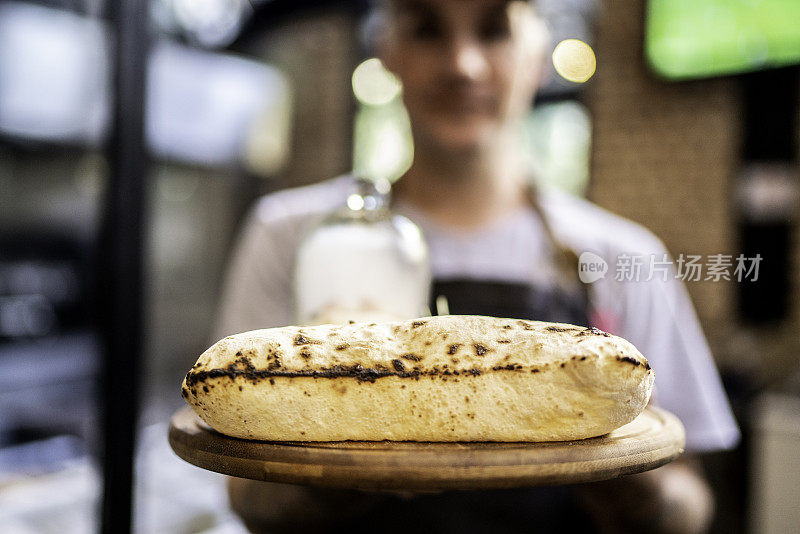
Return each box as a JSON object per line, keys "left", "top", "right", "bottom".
{"left": 616, "top": 355, "right": 651, "bottom": 370}
{"left": 411, "top": 320, "right": 427, "bottom": 328}
{"left": 232, "top": 356, "right": 256, "bottom": 372}
{"left": 474, "top": 344, "right": 489, "bottom": 356}
{"left": 447, "top": 344, "right": 461, "bottom": 355}
{"left": 546, "top": 326, "right": 579, "bottom": 333}
{"left": 491, "top": 364, "right": 524, "bottom": 371}
{"left": 578, "top": 326, "right": 611, "bottom": 337}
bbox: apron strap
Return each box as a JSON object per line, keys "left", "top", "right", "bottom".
{"left": 525, "top": 184, "right": 594, "bottom": 321}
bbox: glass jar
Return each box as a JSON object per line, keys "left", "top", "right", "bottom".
{"left": 293, "top": 178, "right": 430, "bottom": 325}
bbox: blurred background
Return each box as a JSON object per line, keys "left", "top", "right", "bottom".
{"left": 0, "top": 0, "right": 798, "bottom": 532}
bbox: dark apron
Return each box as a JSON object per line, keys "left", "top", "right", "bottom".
{"left": 430, "top": 278, "right": 590, "bottom": 327}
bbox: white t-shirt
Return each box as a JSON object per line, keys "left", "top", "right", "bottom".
{"left": 215, "top": 175, "right": 740, "bottom": 453}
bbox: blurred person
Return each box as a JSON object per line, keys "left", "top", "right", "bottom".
{"left": 215, "top": 0, "right": 739, "bottom": 532}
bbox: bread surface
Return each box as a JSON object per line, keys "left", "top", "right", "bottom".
{"left": 182, "top": 315, "right": 654, "bottom": 441}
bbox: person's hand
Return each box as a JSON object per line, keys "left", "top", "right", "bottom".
{"left": 575, "top": 457, "right": 714, "bottom": 534}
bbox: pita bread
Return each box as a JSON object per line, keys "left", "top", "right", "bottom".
{"left": 182, "top": 316, "right": 654, "bottom": 441}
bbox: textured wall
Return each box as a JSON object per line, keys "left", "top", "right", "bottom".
{"left": 585, "top": 0, "right": 743, "bottom": 365}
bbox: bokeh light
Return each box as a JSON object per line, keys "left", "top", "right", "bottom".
{"left": 352, "top": 100, "right": 414, "bottom": 183}
{"left": 171, "top": 0, "right": 249, "bottom": 48}
{"left": 352, "top": 58, "right": 402, "bottom": 106}
{"left": 552, "top": 39, "right": 597, "bottom": 83}
{"left": 346, "top": 194, "right": 365, "bottom": 211}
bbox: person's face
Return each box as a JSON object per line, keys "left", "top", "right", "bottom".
{"left": 379, "top": 0, "right": 546, "bottom": 154}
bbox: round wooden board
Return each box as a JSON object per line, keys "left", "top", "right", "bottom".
{"left": 169, "top": 406, "right": 685, "bottom": 490}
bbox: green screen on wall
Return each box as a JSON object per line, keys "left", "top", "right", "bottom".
{"left": 646, "top": 0, "right": 800, "bottom": 80}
